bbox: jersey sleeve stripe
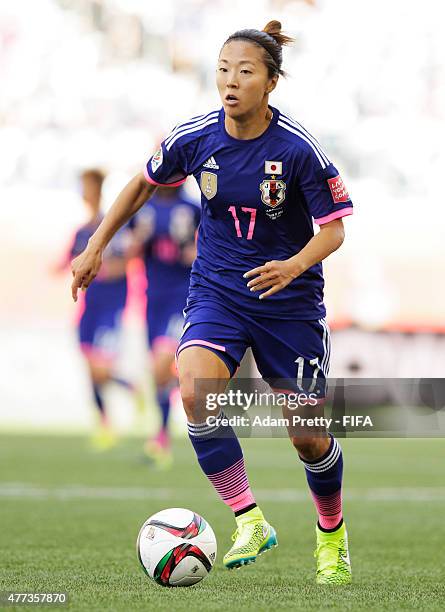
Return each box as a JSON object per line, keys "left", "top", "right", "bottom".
{"left": 165, "top": 117, "right": 219, "bottom": 151}
{"left": 164, "top": 111, "right": 219, "bottom": 147}
{"left": 314, "top": 207, "right": 353, "bottom": 225}
{"left": 165, "top": 111, "right": 210, "bottom": 144}
{"left": 143, "top": 165, "right": 187, "bottom": 187}
{"left": 278, "top": 115, "right": 330, "bottom": 166}
{"left": 277, "top": 120, "right": 328, "bottom": 168}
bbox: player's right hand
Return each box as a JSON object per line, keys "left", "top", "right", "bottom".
{"left": 71, "top": 247, "right": 103, "bottom": 302}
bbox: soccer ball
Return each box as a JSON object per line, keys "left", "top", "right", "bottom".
{"left": 136, "top": 508, "right": 217, "bottom": 587}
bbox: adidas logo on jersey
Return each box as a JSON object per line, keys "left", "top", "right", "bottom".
{"left": 203, "top": 156, "right": 219, "bottom": 170}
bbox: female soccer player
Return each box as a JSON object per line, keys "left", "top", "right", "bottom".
{"left": 71, "top": 22, "right": 353, "bottom": 584}
{"left": 133, "top": 185, "right": 200, "bottom": 467}
{"left": 60, "top": 169, "right": 137, "bottom": 449}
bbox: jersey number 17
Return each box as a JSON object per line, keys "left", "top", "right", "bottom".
{"left": 228, "top": 206, "right": 257, "bottom": 240}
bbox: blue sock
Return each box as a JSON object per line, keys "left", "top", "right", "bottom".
{"left": 92, "top": 384, "right": 105, "bottom": 415}
{"left": 111, "top": 376, "right": 134, "bottom": 391}
{"left": 156, "top": 385, "right": 171, "bottom": 430}
{"left": 187, "top": 412, "right": 255, "bottom": 512}
{"left": 187, "top": 411, "right": 242, "bottom": 474}
{"left": 299, "top": 434, "right": 344, "bottom": 531}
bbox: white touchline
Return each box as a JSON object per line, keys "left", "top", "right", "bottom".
{"left": 1, "top": 483, "right": 445, "bottom": 502}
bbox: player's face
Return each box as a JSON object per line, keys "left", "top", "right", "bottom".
{"left": 217, "top": 40, "right": 277, "bottom": 119}
{"left": 81, "top": 176, "right": 101, "bottom": 210}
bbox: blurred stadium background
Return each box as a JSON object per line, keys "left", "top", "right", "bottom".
{"left": 1, "top": 0, "right": 444, "bottom": 432}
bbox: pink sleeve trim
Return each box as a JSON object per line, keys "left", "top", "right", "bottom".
{"left": 314, "top": 207, "right": 353, "bottom": 225}
{"left": 143, "top": 165, "right": 187, "bottom": 187}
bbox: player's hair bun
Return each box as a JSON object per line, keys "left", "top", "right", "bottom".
{"left": 223, "top": 21, "right": 294, "bottom": 78}
{"left": 262, "top": 20, "right": 294, "bottom": 48}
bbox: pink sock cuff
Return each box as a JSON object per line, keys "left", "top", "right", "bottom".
{"left": 226, "top": 488, "right": 256, "bottom": 512}
{"left": 312, "top": 490, "right": 343, "bottom": 530}
{"left": 208, "top": 457, "right": 255, "bottom": 511}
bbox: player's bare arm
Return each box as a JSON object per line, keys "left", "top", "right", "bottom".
{"left": 245, "top": 218, "right": 345, "bottom": 299}
{"left": 71, "top": 173, "right": 156, "bottom": 301}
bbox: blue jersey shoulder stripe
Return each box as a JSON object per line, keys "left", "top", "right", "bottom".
{"left": 165, "top": 116, "right": 219, "bottom": 151}
{"left": 166, "top": 110, "right": 214, "bottom": 144}
{"left": 279, "top": 113, "right": 330, "bottom": 165}
{"left": 277, "top": 116, "right": 329, "bottom": 169}
{"left": 281, "top": 113, "right": 330, "bottom": 164}
{"left": 165, "top": 110, "right": 219, "bottom": 148}
{"left": 278, "top": 114, "right": 330, "bottom": 166}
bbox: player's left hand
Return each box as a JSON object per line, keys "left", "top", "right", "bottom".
{"left": 244, "top": 259, "right": 301, "bottom": 299}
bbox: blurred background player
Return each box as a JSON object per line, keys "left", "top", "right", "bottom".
{"left": 133, "top": 184, "right": 200, "bottom": 467}
{"left": 55, "top": 169, "right": 138, "bottom": 449}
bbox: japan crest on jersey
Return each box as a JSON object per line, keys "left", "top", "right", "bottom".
{"left": 259, "top": 179, "right": 286, "bottom": 208}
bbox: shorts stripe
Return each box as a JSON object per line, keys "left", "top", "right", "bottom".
{"left": 319, "top": 318, "right": 331, "bottom": 376}
{"left": 177, "top": 339, "right": 226, "bottom": 355}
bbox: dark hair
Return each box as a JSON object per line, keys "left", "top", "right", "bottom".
{"left": 81, "top": 168, "right": 105, "bottom": 187}
{"left": 223, "top": 20, "right": 294, "bottom": 78}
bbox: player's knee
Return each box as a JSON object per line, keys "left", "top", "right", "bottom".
{"left": 89, "top": 362, "right": 110, "bottom": 385}
{"left": 179, "top": 383, "right": 199, "bottom": 421}
{"left": 179, "top": 376, "right": 211, "bottom": 423}
{"left": 153, "top": 361, "right": 173, "bottom": 387}
{"left": 178, "top": 347, "right": 229, "bottom": 422}
{"left": 290, "top": 435, "right": 326, "bottom": 460}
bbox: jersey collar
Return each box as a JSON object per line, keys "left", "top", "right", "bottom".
{"left": 219, "top": 105, "right": 278, "bottom": 144}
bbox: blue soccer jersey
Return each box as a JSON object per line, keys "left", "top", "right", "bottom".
{"left": 70, "top": 219, "right": 129, "bottom": 306}
{"left": 132, "top": 189, "right": 200, "bottom": 348}
{"left": 144, "top": 106, "right": 353, "bottom": 320}
{"left": 69, "top": 219, "right": 130, "bottom": 358}
{"left": 133, "top": 189, "right": 200, "bottom": 298}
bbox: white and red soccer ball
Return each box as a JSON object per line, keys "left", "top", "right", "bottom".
{"left": 137, "top": 508, "right": 217, "bottom": 587}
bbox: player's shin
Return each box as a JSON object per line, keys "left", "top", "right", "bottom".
{"left": 299, "top": 434, "right": 343, "bottom": 531}
{"left": 156, "top": 384, "right": 173, "bottom": 431}
{"left": 92, "top": 383, "right": 105, "bottom": 417}
{"left": 187, "top": 412, "right": 278, "bottom": 568}
{"left": 187, "top": 411, "right": 256, "bottom": 513}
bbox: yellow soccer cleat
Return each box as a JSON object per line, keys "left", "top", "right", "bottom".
{"left": 223, "top": 506, "right": 278, "bottom": 569}
{"left": 315, "top": 522, "right": 352, "bottom": 585}
{"left": 90, "top": 425, "right": 118, "bottom": 451}
{"left": 144, "top": 436, "right": 173, "bottom": 470}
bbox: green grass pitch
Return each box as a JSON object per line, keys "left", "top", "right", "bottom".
{"left": 1, "top": 435, "right": 444, "bottom": 611}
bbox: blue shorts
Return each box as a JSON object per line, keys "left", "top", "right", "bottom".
{"left": 146, "top": 293, "right": 186, "bottom": 353}
{"left": 78, "top": 279, "right": 127, "bottom": 362}
{"left": 177, "top": 297, "right": 331, "bottom": 395}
